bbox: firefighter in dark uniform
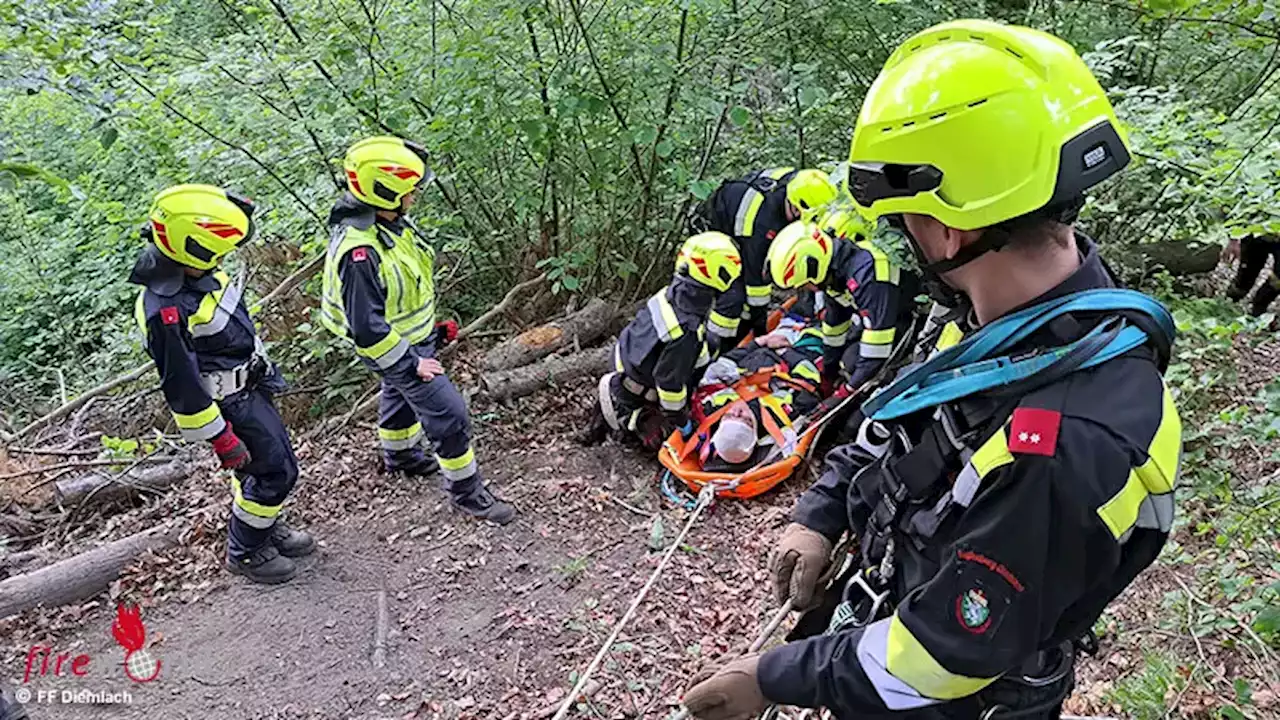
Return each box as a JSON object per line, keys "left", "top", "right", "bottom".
{"left": 130, "top": 184, "right": 314, "bottom": 584}
{"left": 766, "top": 214, "right": 919, "bottom": 399}
{"left": 320, "top": 136, "right": 514, "bottom": 524}
{"left": 681, "top": 19, "right": 1183, "bottom": 720}
{"left": 690, "top": 168, "right": 838, "bottom": 352}
{"left": 1223, "top": 234, "right": 1280, "bottom": 316}
{"left": 591, "top": 232, "right": 743, "bottom": 448}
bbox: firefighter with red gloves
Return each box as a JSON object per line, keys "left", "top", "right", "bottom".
{"left": 682, "top": 20, "right": 1182, "bottom": 720}
{"left": 320, "top": 136, "right": 514, "bottom": 524}
{"left": 130, "top": 184, "right": 314, "bottom": 584}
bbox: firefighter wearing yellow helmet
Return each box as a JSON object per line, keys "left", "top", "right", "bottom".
{"left": 584, "top": 233, "right": 742, "bottom": 447}
{"left": 683, "top": 20, "right": 1183, "bottom": 720}
{"left": 765, "top": 213, "right": 917, "bottom": 399}
{"left": 320, "top": 136, "right": 515, "bottom": 524}
{"left": 129, "top": 184, "right": 315, "bottom": 584}
{"left": 687, "top": 167, "right": 837, "bottom": 352}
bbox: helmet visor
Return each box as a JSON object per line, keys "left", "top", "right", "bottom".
{"left": 848, "top": 162, "right": 943, "bottom": 208}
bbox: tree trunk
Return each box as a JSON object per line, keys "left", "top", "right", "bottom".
{"left": 1119, "top": 239, "right": 1221, "bottom": 277}
{"left": 54, "top": 461, "right": 190, "bottom": 507}
{"left": 482, "top": 298, "right": 617, "bottom": 371}
{"left": 0, "top": 524, "right": 184, "bottom": 618}
{"left": 480, "top": 345, "right": 614, "bottom": 402}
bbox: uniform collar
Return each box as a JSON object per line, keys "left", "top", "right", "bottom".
{"left": 127, "top": 246, "right": 186, "bottom": 296}
{"left": 327, "top": 192, "right": 378, "bottom": 232}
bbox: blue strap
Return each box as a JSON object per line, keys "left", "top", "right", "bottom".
{"left": 864, "top": 289, "right": 1173, "bottom": 421}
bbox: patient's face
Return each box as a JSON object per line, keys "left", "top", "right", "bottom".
{"left": 725, "top": 402, "right": 754, "bottom": 426}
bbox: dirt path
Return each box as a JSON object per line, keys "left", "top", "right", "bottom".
{"left": 2, "top": 384, "right": 804, "bottom": 720}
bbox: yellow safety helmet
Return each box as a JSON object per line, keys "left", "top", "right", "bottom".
{"left": 343, "top": 136, "right": 434, "bottom": 210}
{"left": 765, "top": 221, "right": 833, "bottom": 290}
{"left": 820, "top": 208, "right": 872, "bottom": 242}
{"left": 847, "top": 19, "right": 1130, "bottom": 231}
{"left": 785, "top": 169, "right": 838, "bottom": 217}
{"left": 145, "top": 184, "right": 255, "bottom": 271}
{"left": 676, "top": 232, "right": 743, "bottom": 292}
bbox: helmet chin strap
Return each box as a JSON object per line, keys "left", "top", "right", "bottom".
{"left": 907, "top": 227, "right": 1012, "bottom": 309}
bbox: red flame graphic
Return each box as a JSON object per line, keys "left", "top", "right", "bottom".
{"left": 112, "top": 604, "right": 146, "bottom": 652}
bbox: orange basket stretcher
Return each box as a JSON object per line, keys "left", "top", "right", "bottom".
{"left": 657, "top": 298, "right": 833, "bottom": 501}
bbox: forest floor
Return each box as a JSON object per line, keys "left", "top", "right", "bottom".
{"left": 1, "top": 309, "right": 1279, "bottom": 720}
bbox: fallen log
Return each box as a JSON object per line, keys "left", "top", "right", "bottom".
{"left": 0, "top": 523, "right": 183, "bottom": 618}
{"left": 54, "top": 461, "right": 190, "bottom": 507}
{"left": 480, "top": 345, "right": 614, "bottom": 402}
{"left": 1117, "top": 239, "right": 1221, "bottom": 277}
{"left": 482, "top": 298, "right": 617, "bottom": 371}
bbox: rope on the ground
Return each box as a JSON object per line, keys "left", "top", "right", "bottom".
{"left": 551, "top": 483, "right": 718, "bottom": 720}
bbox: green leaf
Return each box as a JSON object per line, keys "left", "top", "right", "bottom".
{"left": 100, "top": 127, "right": 118, "bottom": 150}
{"left": 648, "top": 514, "right": 665, "bottom": 551}
{"left": 690, "top": 179, "right": 717, "bottom": 200}
{"left": 1234, "top": 677, "right": 1253, "bottom": 706}
{"left": 560, "top": 275, "right": 581, "bottom": 291}
{"left": 1219, "top": 706, "right": 1247, "bottom": 720}
{"left": 798, "top": 87, "right": 819, "bottom": 105}
{"left": 729, "top": 106, "right": 750, "bottom": 127}
{"left": 655, "top": 139, "right": 674, "bottom": 158}
{"left": 1252, "top": 605, "right": 1280, "bottom": 638}
{"left": 633, "top": 126, "right": 658, "bottom": 145}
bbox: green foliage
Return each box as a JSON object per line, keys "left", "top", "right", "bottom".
{"left": 3, "top": 0, "right": 1280, "bottom": 429}
{"left": 1105, "top": 649, "right": 1189, "bottom": 720}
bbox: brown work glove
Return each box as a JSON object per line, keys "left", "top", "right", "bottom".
{"left": 770, "top": 523, "right": 833, "bottom": 611}
{"left": 682, "top": 654, "right": 766, "bottom": 720}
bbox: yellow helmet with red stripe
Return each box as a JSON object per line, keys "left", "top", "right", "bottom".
{"left": 146, "top": 184, "right": 255, "bottom": 270}
{"left": 675, "top": 232, "right": 742, "bottom": 292}
{"left": 343, "top": 136, "right": 435, "bottom": 210}
{"left": 765, "top": 221, "right": 833, "bottom": 289}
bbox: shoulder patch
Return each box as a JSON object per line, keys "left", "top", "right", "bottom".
{"left": 351, "top": 248, "right": 369, "bottom": 262}
{"left": 766, "top": 230, "right": 777, "bottom": 240}
{"left": 160, "top": 306, "right": 180, "bottom": 326}
{"left": 1008, "top": 407, "right": 1061, "bottom": 456}
{"left": 846, "top": 278, "right": 859, "bottom": 293}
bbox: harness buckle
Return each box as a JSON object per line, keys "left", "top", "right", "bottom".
{"left": 840, "top": 568, "right": 891, "bottom": 628}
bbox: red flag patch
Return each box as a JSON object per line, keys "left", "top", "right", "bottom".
{"left": 160, "top": 306, "right": 180, "bottom": 326}
{"left": 1007, "top": 407, "right": 1061, "bottom": 456}
{"left": 351, "top": 248, "right": 368, "bottom": 262}
{"left": 846, "top": 278, "right": 859, "bottom": 293}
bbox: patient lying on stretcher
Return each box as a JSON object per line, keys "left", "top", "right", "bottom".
{"left": 690, "top": 314, "right": 828, "bottom": 472}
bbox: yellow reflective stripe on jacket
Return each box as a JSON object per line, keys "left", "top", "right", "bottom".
{"left": 230, "top": 477, "right": 282, "bottom": 529}
{"left": 707, "top": 310, "right": 741, "bottom": 339}
{"left": 657, "top": 386, "right": 688, "bottom": 412}
{"left": 647, "top": 290, "right": 684, "bottom": 342}
{"left": 856, "top": 240, "right": 901, "bottom": 285}
{"left": 823, "top": 317, "right": 853, "bottom": 346}
{"left": 746, "top": 284, "right": 773, "bottom": 307}
{"left": 950, "top": 428, "right": 1015, "bottom": 507}
{"left": 936, "top": 321, "right": 965, "bottom": 352}
{"left": 356, "top": 330, "right": 411, "bottom": 369}
{"left": 792, "top": 360, "right": 821, "bottom": 384}
{"left": 734, "top": 167, "right": 793, "bottom": 237}
{"left": 190, "top": 271, "right": 245, "bottom": 338}
{"left": 1097, "top": 383, "right": 1181, "bottom": 539}
{"left": 437, "top": 447, "right": 477, "bottom": 481}
{"left": 856, "top": 616, "right": 998, "bottom": 711}
{"left": 863, "top": 327, "right": 896, "bottom": 345}
{"left": 173, "top": 403, "right": 227, "bottom": 442}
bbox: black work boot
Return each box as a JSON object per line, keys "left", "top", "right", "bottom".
{"left": 450, "top": 481, "right": 516, "bottom": 525}
{"left": 577, "top": 398, "right": 612, "bottom": 446}
{"left": 1250, "top": 279, "right": 1279, "bottom": 317}
{"left": 270, "top": 520, "right": 316, "bottom": 558}
{"left": 384, "top": 454, "right": 440, "bottom": 477}
{"left": 226, "top": 544, "right": 298, "bottom": 584}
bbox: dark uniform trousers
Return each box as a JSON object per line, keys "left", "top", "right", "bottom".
{"left": 1229, "top": 235, "right": 1280, "bottom": 316}
{"left": 222, "top": 382, "right": 300, "bottom": 559}
{"left": 376, "top": 339, "right": 478, "bottom": 495}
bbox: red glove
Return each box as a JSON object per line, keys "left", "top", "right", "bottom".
{"left": 212, "top": 424, "right": 251, "bottom": 470}
{"left": 435, "top": 320, "right": 459, "bottom": 345}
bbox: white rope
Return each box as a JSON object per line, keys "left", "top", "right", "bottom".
{"left": 551, "top": 484, "right": 717, "bottom": 720}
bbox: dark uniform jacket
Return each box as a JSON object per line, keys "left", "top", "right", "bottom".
{"left": 703, "top": 168, "right": 798, "bottom": 341}
{"left": 616, "top": 274, "right": 715, "bottom": 417}
{"left": 758, "top": 237, "right": 1181, "bottom": 716}
{"left": 820, "top": 239, "right": 917, "bottom": 390}
{"left": 129, "top": 246, "right": 268, "bottom": 443}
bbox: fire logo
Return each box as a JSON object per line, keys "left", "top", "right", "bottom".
{"left": 111, "top": 604, "right": 161, "bottom": 683}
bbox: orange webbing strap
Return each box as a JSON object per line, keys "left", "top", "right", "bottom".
{"left": 681, "top": 366, "right": 785, "bottom": 464}
{"left": 757, "top": 395, "right": 793, "bottom": 450}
